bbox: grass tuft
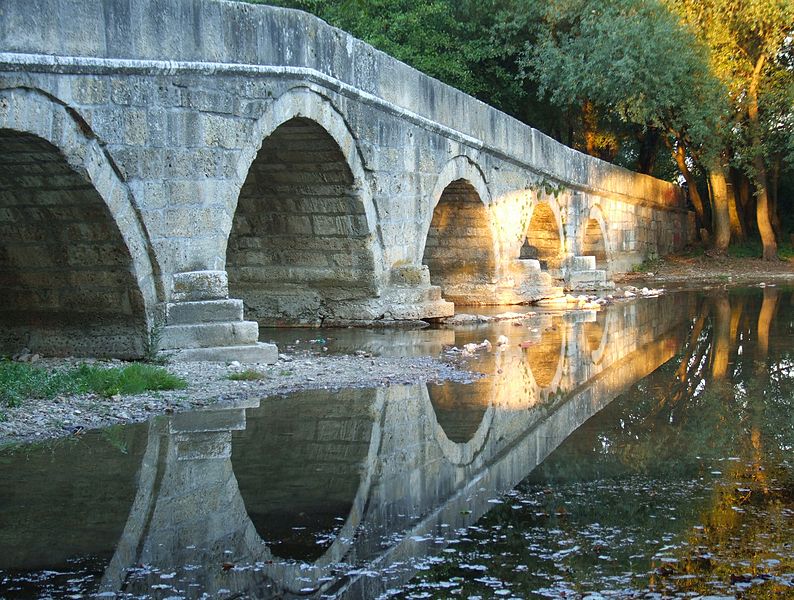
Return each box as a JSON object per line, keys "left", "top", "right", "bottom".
{"left": 227, "top": 369, "right": 266, "bottom": 381}
{"left": 0, "top": 361, "right": 187, "bottom": 407}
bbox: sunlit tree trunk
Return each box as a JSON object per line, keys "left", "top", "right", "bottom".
{"left": 708, "top": 165, "right": 732, "bottom": 254}
{"left": 748, "top": 55, "right": 778, "bottom": 260}
{"left": 672, "top": 141, "right": 706, "bottom": 228}
{"left": 726, "top": 176, "right": 745, "bottom": 243}
{"left": 769, "top": 155, "right": 782, "bottom": 239}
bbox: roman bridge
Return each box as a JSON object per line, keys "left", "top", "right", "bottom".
{"left": 0, "top": 0, "right": 695, "bottom": 361}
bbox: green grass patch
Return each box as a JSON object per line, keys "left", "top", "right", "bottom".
{"left": 727, "top": 239, "right": 794, "bottom": 259}
{"left": 227, "top": 369, "right": 266, "bottom": 381}
{"left": 0, "top": 361, "right": 187, "bottom": 407}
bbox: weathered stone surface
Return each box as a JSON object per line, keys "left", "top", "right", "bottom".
{"left": 172, "top": 271, "right": 229, "bottom": 302}
{"left": 159, "top": 321, "right": 259, "bottom": 349}
{"left": 165, "top": 299, "right": 244, "bottom": 324}
{"left": 0, "top": 0, "right": 695, "bottom": 359}
{"left": 167, "top": 343, "right": 279, "bottom": 364}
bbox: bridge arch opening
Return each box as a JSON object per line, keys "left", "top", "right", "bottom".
{"left": 422, "top": 179, "right": 496, "bottom": 302}
{"left": 520, "top": 203, "right": 563, "bottom": 272}
{"left": 582, "top": 216, "right": 608, "bottom": 270}
{"left": 0, "top": 129, "right": 148, "bottom": 358}
{"left": 227, "top": 117, "right": 378, "bottom": 326}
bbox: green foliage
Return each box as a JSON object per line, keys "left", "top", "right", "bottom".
{"left": 672, "top": 0, "right": 794, "bottom": 183}
{"left": 522, "top": 0, "right": 726, "bottom": 154}
{"left": 227, "top": 369, "right": 266, "bottom": 381}
{"left": 0, "top": 361, "right": 187, "bottom": 407}
{"left": 143, "top": 315, "right": 169, "bottom": 365}
{"left": 530, "top": 177, "right": 566, "bottom": 199}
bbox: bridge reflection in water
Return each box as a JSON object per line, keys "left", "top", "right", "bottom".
{"left": 1, "top": 293, "right": 707, "bottom": 598}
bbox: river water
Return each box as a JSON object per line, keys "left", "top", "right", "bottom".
{"left": 0, "top": 286, "right": 792, "bottom": 599}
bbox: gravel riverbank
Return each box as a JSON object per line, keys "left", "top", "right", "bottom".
{"left": 0, "top": 352, "right": 482, "bottom": 446}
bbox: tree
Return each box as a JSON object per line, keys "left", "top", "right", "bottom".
{"left": 520, "top": 0, "right": 726, "bottom": 239}
{"left": 673, "top": 0, "right": 794, "bottom": 259}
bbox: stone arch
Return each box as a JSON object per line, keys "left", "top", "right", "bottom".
{"left": 421, "top": 156, "right": 498, "bottom": 302}
{"left": 581, "top": 205, "right": 610, "bottom": 271}
{"left": 227, "top": 88, "right": 382, "bottom": 326}
{"left": 520, "top": 200, "right": 565, "bottom": 272}
{"left": 0, "top": 88, "right": 158, "bottom": 358}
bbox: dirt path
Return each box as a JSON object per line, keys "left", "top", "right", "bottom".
{"left": 617, "top": 251, "right": 794, "bottom": 288}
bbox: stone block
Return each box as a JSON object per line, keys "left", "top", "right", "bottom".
{"left": 159, "top": 320, "right": 259, "bottom": 349}
{"left": 389, "top": 265, "right": 431, "bottom": 285}
{"left": 566, "top": 270, "right": 608, "bottom": 290}
{"left": 165, "top": 299, "right": 244, "bottom": 324}
{"left": 172, "top": 270, "right": 229, "bottom": 302}
{"left": 571, "top": 255, "right": 596, "bottom": 270}
{"left": 170, "top": 408, "right": 247, "bottom": 434}
{"left": 175, "top": 432, "right": 232, "bottom": 460}
{"left": 167, "top": 342, "right": 279, "bottom": 364}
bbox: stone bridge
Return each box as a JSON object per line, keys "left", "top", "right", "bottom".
{"left": 0, "top": 0, "right": 695, "bottom": 361}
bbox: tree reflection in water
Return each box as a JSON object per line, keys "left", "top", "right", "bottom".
{"left": 399, "top": 287, "right": 794, "bottom": 598}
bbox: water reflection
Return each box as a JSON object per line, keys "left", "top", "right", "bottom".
{"left": 401, "top": 286, "right": 794, "bottom": 598}
{"left": 0, "top": 291, "right": 740, "bottom": 598}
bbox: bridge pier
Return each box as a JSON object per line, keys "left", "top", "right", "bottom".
{"left": 159, "top": 270, "right": 278, "bottom": 362}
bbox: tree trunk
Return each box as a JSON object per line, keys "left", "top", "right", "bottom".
{"left": 726, "top": 175, "right": 746, "bottom": 243}
{"left": 769, "top": 155, "right": 782, "bottom": 239}
{"left": 672, "top": 142, "right": 706, "bottom": 229}
{"left": 733, "top": 170, "right": 755, "bottom": 236}
{"left": 708, "top": 164, "right": 731, "bottom": 254}
{"left": 747, "top": 55, "right": 778, "bottom": 260}
{"left": 635, "top": 127, "right": 660, "bottom": 174}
